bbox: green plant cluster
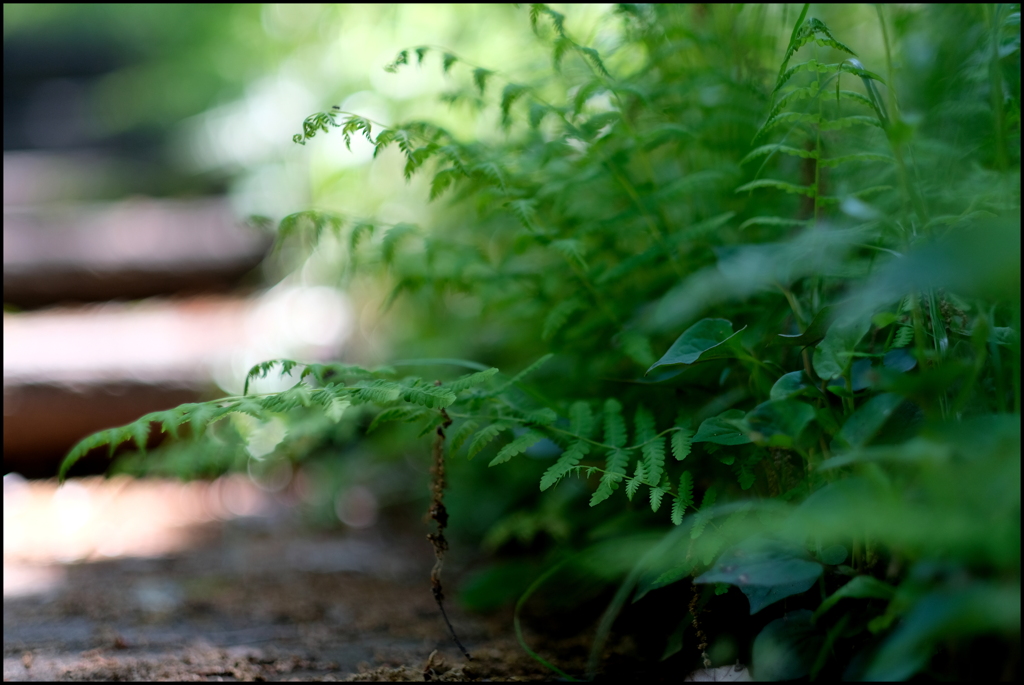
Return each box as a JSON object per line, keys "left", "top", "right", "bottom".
{"left": 63, "top": 4, "right": 1020, "bottom": 681}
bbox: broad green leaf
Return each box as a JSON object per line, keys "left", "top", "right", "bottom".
{"left": 693, "top": 409, "right": 752, "bottom": 446}
{"left": 745, "top": 399, "right": 815, "bottom": 447}
{"left": 752, "top": 610, "right": 823, "bottom": 681}
{"left": 774, "top": 305, "right": 834, "bottom": 346}
{"left": 695, "top": 536, "right": 823, "bottom": 614}
{"left": 814, "top": 575, "right": 895, "bottom": 621}
{"left": 831, "top": 393, "right": 905, "bottom": 451}
{"left": 812, "top": 311, "right": 871, "bottom": 380}
{"left": 647, "top": 319, "right": 746, "bottom": 375}
{"left": 864, "top": 585, "right": 1020, "bottom": 681}
{"left": 769, "top": 371, "right": 811, "bottom": 400}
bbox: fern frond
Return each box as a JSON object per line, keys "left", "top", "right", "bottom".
{"left": 741, "top": 143, "right": 818, "bottom": 166}
{"left": 670, "top": 496, "right": 685, "bottom": 526}
{"left": 540, "top": 440, "right": 589, "bottom": 491}
{"left": 626, "top": 462, "right": 645, "bottom": 501}
{"left": 368, "top": 406, "right": 429, "bottom": 433}
{"left": 636, "top": 406, "right": 664, "bottom": 485}
{"left": 650, "top": 486, "right": 666, "bottom": 513}
{"left": 818, "top": 115, "right": 882, "bottom": 131}
{"left": 473, "top": 67, "right": 493, "bottom": 95}
{"left": 445, "top": 367, "right": 498, "bottom": 393}
{"left": 542, "top": 298, "right": 586, "bottom": 340}
{"left": 738, "top": 217, "right": 810, "bottom": 231}
{"left": 430, "top": 167, "right": 460, "bottom": 200}
{"left": 890, "top": 325, "right": 914, "bottom": 349}
{"left": 603, "top": 398, "right": 627, "bottom": 448}
{"left": 260, "top": 383, "right": 313, "bottom": 413}
{"left": 402, "top": 383, "right": 457, "bottom": 409}
{"left": 677, "top": 471, "right": 694, "bottom": 510}
{"left": 589, "top": 447, "right": 629, "bottom": 506}
{"left": 551, "top": 239, "right": 587, "bottom": 270}
{"left": 522, "top": 408, "right": 558, "bottom": 426}
{"left": 468, "top": 422, "right": 510, "bottom": 460}
{"left": 185, "top": 402, "right": 221, "bottom": 438}
{"left": 735, "top": 179, "right": 816, "bottom": 197}
{"left": 489, "top": 430, "right": 546, "bottom": 466}
{"left": 818, "top": 152, "right": 893, "bottom": 168}
{"left": 620, "top": 330, "right": 655, "bottom": 368}
{"left": 494, "top": 353, "right": 554, "bottom": 394}
{"left": 569, "top": 400, "right": 595, "bottom": 438}
{"left": 245, "top": 359, "right": 299, "bottom": 395}
{"left": 690, "top": 486, "right": 717, "bottom": 539}
{"left": 671, "top": 426, "right": 693, "bottom": 461}
{"left": 354, "top": 379, "right": 404, "bottom": 404}
{"left": 449, "top": 420, "right": 478, "bottom": 454}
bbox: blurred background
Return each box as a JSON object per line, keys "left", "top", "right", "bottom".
{"left": 2, "top": 3, "right": 546, "bottom": 590}
{"left": 2, "top": 4, "right": 621, "bottom": 609}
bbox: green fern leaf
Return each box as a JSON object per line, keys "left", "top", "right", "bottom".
{"left": 818, "top": 152, "right": 893, "bottom": 168}
{"left": 603, "top": 398, "right": 627, "bottom": 448}
{"left": 671, "top": 495, "right": 685, "bottom": 525}
{"left": 468, "top": 422, "right": 510, "bottom": 460}
{"left": 402, "top": 383, "right": 457, "bottom": 409}
{"left": 690, "top": 486, "right": 717, "bottom": 539}
{"left": 369, "top": 406, "right": 427, "bottom": 433}
{"left": 678, "top": 471, "right": 694, "bottom": 510}
{"left": 741, "top": 143, "right": 817, "bottom": 165}
{"left": 418, "top": 412, "right": 448, "bottom": 437}
{"left": 430, "top": 167, "right": 459, "bottom": 200}
{"left": 590, "top": 447, "right": 629, "bottom": 506}
{"left": 442, "top": 52, "right": 457, "bottom": 73}
{"left": 59, "top": 430, "right": 114, "bottom": 482}
{"left": 735, "top": 179, "right": 816, "bottom": 197}
{"left": 489, "top": 430, "right": 546, "bottom": 466}
{"left": 671, "top": 427, "right": 693, "bottom": 461}
{"left": 472, "top": 67, "right": 493, "bottom": 95}
{"left": 569, "top": 400, "right": 595, "bottom": 438}
{"left": 626, "top": 462, "right": 645, "bottom": 501}
{"left": 501, "top": 83, "right": 527, "bottom": 126}
{"left": 542, "top": 298, "right": 585, "bottom": 340}
{"left": 354, "top": 379, "right": 404, "bottom": 404}
{"left": 449, "top": 420, "right": 478, "bottom": 454}
{"left": 621, "top": 330, "right": 655, "bottom": 368}
{"left": 636, "top": 406, "right": 664, "bottom": 484}
{"left": 523, "top": 408, "right": 558, "bottom": 426}
{"left": 551, "top": 239, "right": 587, "bottom": 270}
{"left": 890, "top": 325, "right": 914, "bottom": 349}
{"left": 324, "top": 396, "right": 351, "bottom": 423}
{"left": 185, "top": 402, "right": 220, "bottom": 438}
{"left": 506, "top": 199, "right": 538, "bottom": 230}
{"left": 578, "top": 46, "right": 610, "bottom": 77}
{"left": 540, "top": 440, "right": 589, "bottom": 491}
{"left": 495, "top": 353, "right": 554, "bottom": 394}
{"left": 739, "top": 217, "right": 810, "bottom": 230}
{"left": 819, "top": 115, "right": 882, "bottom": 131}
{"left": 445, "top": 367, "right": 498, "bottom": 393}
{"left": 650, "top": 486, "right": 666, "bottom": 513}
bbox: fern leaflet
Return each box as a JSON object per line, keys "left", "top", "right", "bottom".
{"left": 539, "top": 440, "right": 589, "bottom": 491}
{"left": 603, "top": 398, "right": 627, "bottom": 448}
{"left": 589, "top": 448, "right": 629, "bottom": 506}
{"left": 490, "top": 430, "right": 546, "bottom": 467}
{"left": 671, "top": 427, "right": 693, "bottom": 461}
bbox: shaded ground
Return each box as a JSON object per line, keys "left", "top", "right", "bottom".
{"left": 1, "top": 477, "right": 598, "bottom": 681}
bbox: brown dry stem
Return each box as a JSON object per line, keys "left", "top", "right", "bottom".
{"left": 427, "top": 400, "right": 471, "bottom": 660}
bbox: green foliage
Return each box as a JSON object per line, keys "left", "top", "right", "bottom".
{"left": 62, "top": 4, "right": 1019, "bottom": 681}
